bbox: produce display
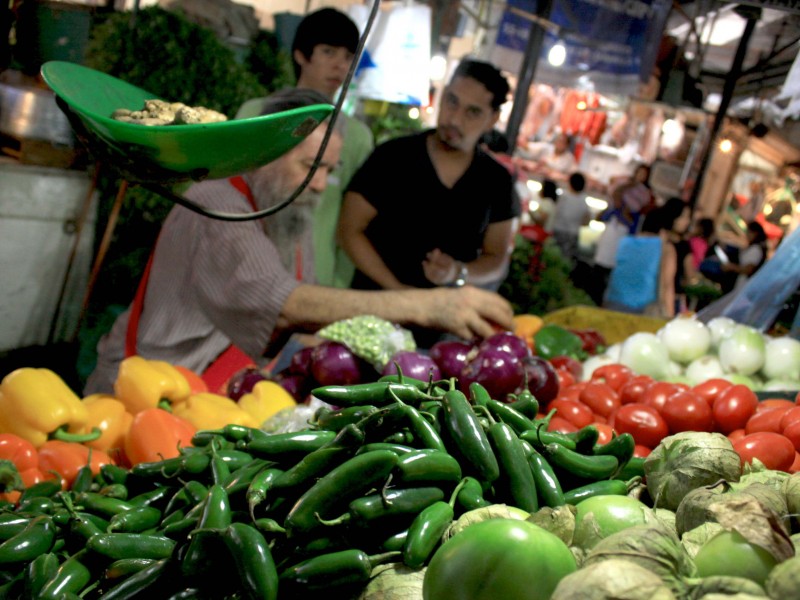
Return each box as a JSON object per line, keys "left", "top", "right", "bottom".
{"left": 0, "top": 311, "right": 798, "bottom": 599}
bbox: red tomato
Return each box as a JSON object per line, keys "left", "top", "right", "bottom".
{"left": 783, "top": 421, "right": 800, "bottom": 453}
{"left": 660, "top": 390, "right": 714, "bottom": 434}
{"left": 780, "top": 407, "right": 800, "bottom": 432}
{"left": 591, "top": 364, "right": 633, "bottom": 392}
{"left": 619, "top": 375, "right": 653, "bottom": 405}
{"left": 745, "top": 407, "right": 792, "bottom": 435}
{"left": 756, "top": 399, "right": 796, "bottom": 413}
{"left": 593, "top": 423, "right": 615, "bottom": 446}
{"left": 610, "top": 403, "right": 669, "bottom": 449}
{"left": 549, "top": 398, "right": 594, "bottom": 428}
{"left": 712, "top": 385, "right": 759, "bottom": 434}
{"left": 728, "top": 429, "right": 747, "bottom": 443}
{"left": 692, "top": 378, "right": 734, "bottom": 408}
{"left": 642, "top": 381, "right": 681, "bottom": 413}
{"left": 593, "top": 413, "right": 608, "bottom": 424}
{"left": 789, "top": 452, "right": 800, "bottom": 473}
{"left": 549, "top": 355, "right": 583, "bottom": 379}
{"left": 555, "top": 369, "right": 576, "bottom": 393}
{"left": 547, "top": 416, "right": 579, "bottom": 433}
{"left": 732, "top": 432, "right": 796, "bottom": 472}
{"left": 633, "top": 444, "right": 652, "bottom": 458}
{"left": 554, "top": 383, "right": 584, "bottom": 405}
{"left": 579, "top": 381, "right": 621, "bottom": 419}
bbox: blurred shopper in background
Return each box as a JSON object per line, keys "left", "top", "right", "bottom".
{"left": 549, "top": 172, "right": 589, "bottom": 264}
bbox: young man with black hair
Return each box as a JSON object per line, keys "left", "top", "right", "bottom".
{"left": 337, "top": 59, "right": 520, "bottom": 299}
{"left": 550, "top": 171, "right": 589, "bottom": 263}
{"left": 237, "top": 7, "right": 373, "bottom": 289}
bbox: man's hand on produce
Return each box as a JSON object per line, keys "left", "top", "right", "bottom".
{"left": 428, "top": 286, "right": 514, "bottom": 341}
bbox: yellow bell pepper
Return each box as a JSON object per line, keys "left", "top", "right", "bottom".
{"left": 114, "top": 356, "right": 191, "bottom": 415}
{"left": 172, "top": 393, "right": 259, "bottom": 431}
{"left": 0, "top": 368, "right": 89, "bottom": 448}
{"left": 81, "top": 394, "right": 134, "bottom": 456}
{"left": 237, "top": 380, "right": 296, "bottom": 427}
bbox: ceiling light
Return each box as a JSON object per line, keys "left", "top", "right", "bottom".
{"left": 408, "top": 107, "right": 420, "bottom": 119}
{"left": 719, "top": 138, "right": 733, "bottom": 153}
{"left": 548, "top": 41, "right": 566, "bottom": 67}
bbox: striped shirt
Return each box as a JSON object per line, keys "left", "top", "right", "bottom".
{"left": 84, "top": 178, "right": 303, "bottom": 394}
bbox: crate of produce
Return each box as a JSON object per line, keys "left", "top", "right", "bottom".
{"left": 542, "top": 305, "right": 667, "bottom": 346}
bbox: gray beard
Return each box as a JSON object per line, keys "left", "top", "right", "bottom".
{"left": 250, "top": 169, "right": 319, "bottom": 275}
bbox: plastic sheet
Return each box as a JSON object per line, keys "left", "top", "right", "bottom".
{"left": 697, "top": 227, "right": 800, "bottom": 338}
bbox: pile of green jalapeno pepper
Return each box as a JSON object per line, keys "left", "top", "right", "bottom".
{"left": 0, "top": 373, "right": 643, "bottom": 599}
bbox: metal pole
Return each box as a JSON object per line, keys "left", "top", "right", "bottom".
{"left": 687, "top": 4, "right": 761, "bottom": 208}
{"left": 504, "top": 0, "right": 554, "bottom": 152}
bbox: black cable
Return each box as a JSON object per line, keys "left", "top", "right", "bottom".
{"left": 137, "top": 0, "right": 381, "bottom": 222}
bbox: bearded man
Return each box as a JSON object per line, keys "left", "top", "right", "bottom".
{"left": 85, "top": 89, "right": 514, "bottom": 394}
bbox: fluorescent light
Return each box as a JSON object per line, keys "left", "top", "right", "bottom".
{"left": 589, "top": 220, "right": 606, "bottom": 232}
{"left": 585, "top": 196, "right": 608, "bottom": 211}
{"left": 430, "top": 55, "right": 447, "bottom": 81}
{"left": 527, "top": 180, "right": 543, "bottom": 193}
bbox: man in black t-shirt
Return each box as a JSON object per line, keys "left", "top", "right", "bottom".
{"left": 337, "top": 59, "right": 521, "bottom": 293}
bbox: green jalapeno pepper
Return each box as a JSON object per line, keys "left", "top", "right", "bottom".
{"left": 222, "top": 522, "right": 278, "bottom": 600}
{"left": 243, "top": 430, "right": 336, "bottom": 459}
{"left": 402, "top": 479, "right": 467, "bottom": 568}
{"left": 279, "top": 549, "right": 399, "bottom": 592}
{"left": 441, "top": 387, "right": 499, "bottom": 483}
{"left": 315, "top": 405, "right": 379, "bottom": 431}
{"left": 543, "top": 443, "right": 619, "bottom": 481}
{"left": 486, "top": 418, "right": 539, "bottom": 513}
{"left": 104, "top": 558, "right": 157, "bottom": 581}
{"left": 108, "top": 505, "right": 163, "bottom": 533}
{"left": 486, "top": 398, "right": 538, "bottom": 435}
{"left": 271, "top": 423, "right": 365, "bottom": 492}
{"left": 528, "top": 447, "right": 565, "bottom": 507}
{"left": 311, "top": 381, "right": 432, "bottom": 408}
{"left": 562, "top": 478, "right": 629, "bottom": 504}
{"left": 87, "top": 533, "right": 176, "bottom": 560}
{"left": 284, "top": 450, "right": 399, "bottom": 535}
{"left": 37, "top": 549, "right": 92, "bottom": 600}
{"left": 23, "top": 552, "right": 59, "bottom": 598}
{"left": 455, "top": 476, "right": 491, "bottom": 511}
{"left": 0, "top": 515, "right": 56, "bottom": 564}
{"left": 394, "top": 450, "right": 462, "bottom": 486}
{"left": 318, "top": 486, "right": 445, "bottom": 528}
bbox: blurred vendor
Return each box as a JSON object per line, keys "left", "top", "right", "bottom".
{"left": 85, "top": 89, "right": 514, "bottom": 394}
{"left": 521, "top": 132, "right": 577, "bottom": 183}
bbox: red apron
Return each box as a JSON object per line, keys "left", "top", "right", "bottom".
{"left": 125, "top": 176, "right": 260, "bottom": 394}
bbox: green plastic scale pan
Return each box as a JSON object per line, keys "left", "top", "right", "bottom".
{"left": 41, "top": 61, "right": 334, "bottom": 184}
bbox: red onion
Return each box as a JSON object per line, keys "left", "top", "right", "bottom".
{"left": 519, "top": 355, "right": 560, "bottom": 405}
{"left": 310, "top": 341, "right": 366, "bottom": 386}
{"left": 459, "top": 348, "right": 524, "bottom": 400}
{"left": 430, "top": 340, "right": 475, "bottom": 380}
{"left": 479, "top": 331, "right": 531, "bottom": 362}
{"left": 286, "top": 346, "right": 316, "bottom": 377}
{"left": 382, "top": 350, "right": 442, "bottom": 381}
{"left": 226, "top": 367, "right": 269, "bottom": 401}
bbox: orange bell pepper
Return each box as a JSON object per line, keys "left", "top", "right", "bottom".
{"left": 513, "top": 314, "right": 544, "bottom": 351}
{"left": 125, "top": 408, "right": 196, "bottom": 466}
{"left": 38, "top": 440, "right": 114, "bottom": 490}
{"left": 81, "top": 394, "right": 134, "bottom": 461}
{"left": 114, "top": 356, "right": 192, "bottom": 415}
{"left": 174, "top": 366, "right": 209, "bottom": 394}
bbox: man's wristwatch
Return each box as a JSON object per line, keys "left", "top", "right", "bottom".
{"left": 452, "top": 262, "right": 468, "bottom": 287}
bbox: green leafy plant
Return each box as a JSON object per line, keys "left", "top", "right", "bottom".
{"left": 499, "top": 235, "right": 595, "bottom": 316}
{"left": 85, "top": 6, "right": 265, "bottom": 116}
